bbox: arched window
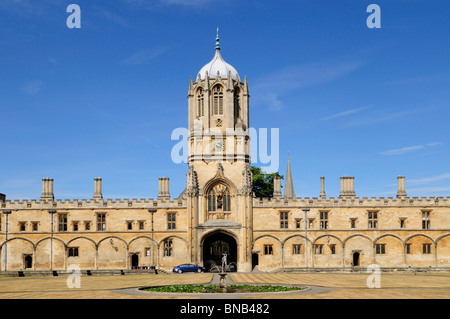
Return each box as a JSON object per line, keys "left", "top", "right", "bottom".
{"left": 208, "top": 189, "right": 216, "bottom": 212}
{"left": 197, "top": 88, "right": 204, "bottom": 117}
{"left": 208, "top": 184, "right": 231, "bottom": 212}
{"left": 223, "top": 188, "right": 231, "bottom": 212}
{"left": 164, "top": 239, "right": 173, "bottom": 257}
{"left": 213, "top": 86, "right": 223, "bottom": 115}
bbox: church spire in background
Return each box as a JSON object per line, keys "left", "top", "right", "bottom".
{"left": 284, "top": 156, "right": 295, "bottom": 199}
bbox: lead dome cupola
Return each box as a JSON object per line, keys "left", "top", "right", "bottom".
{"left": 197, "top": 29, "right": 239, "bottom": 81}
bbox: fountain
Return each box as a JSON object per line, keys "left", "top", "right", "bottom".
{"left": 140, "top": 252, "right": 307, "bottom": 294}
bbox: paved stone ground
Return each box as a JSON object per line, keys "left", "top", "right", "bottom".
{"left": 1, "top": 271, "right": 449, "bottom": 299}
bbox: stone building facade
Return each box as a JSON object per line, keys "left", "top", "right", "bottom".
{"left": 1, "top": 35, "right": 450, "bottom": 273}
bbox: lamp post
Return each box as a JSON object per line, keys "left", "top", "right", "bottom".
{"left": 48, "top": 210, "right": 57, "bottom": 271}
{"left": 301, "top": 208, "right": 310, "bottom": 269}
{"left": 148, "top": 209, "right": 157, "bottom": 269}
{"left": 2, "top": 211, "right": 12, "bottom": 272}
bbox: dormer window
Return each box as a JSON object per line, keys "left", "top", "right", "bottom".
{"left": 213, "top": 86, "right": 223, "bottom": 115}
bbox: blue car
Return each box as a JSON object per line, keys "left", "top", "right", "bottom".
{"left": 173, "top": 263, "right": 205, "bottom": 273}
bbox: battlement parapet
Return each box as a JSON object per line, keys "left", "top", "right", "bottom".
{"left": 0, "top": 196, "right": 186, "bottom": 210}
{"left": 253, "top": 196, "right": 450, "bottom": 208}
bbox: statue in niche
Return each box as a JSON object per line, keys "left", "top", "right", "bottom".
{"left": 217, "top": 195, "right": 223, "bottom": 209}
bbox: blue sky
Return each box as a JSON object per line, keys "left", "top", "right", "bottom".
{"left": 0, "top": 0, "right": 449, "bottom": 200}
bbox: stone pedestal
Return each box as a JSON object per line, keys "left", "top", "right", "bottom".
{"left": 219, "top": 272, "right": 227, "bottom": 291}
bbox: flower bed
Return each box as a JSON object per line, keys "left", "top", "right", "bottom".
{"left": 143, "top": 284, "right": 305, "bottom": 293}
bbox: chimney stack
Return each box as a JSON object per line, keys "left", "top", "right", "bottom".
{"left": 397, "top": 176, "right": 407, "bottom": 198}
{"left": 41, "top": 178, "right": 54, "bottom": 202}
{"left": 320, "top": 176, "right": 326, "bottom": 200}
{"left": 273, "top": 176, "right": 282, "bottom": 198}
{"left": 158, "top": 177, "right": 170, "bottom": 200}
{"left": 93, "top": 177, "right": 103, "bottom": 200}
{"left": 339, "top": 176, "right": 355, "bottom": 198}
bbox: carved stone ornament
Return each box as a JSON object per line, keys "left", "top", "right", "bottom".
{"left": 217, "top": 162, "right": 224, "bottom": 176}
{"left": 187, "top": 165, "right": 199, "bottom": 196}
{"left": 241, "top": 163, "right": 253, "bottom": 195}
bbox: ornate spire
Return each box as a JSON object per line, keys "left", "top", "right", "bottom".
{"left": 284, "top": 156, "right": 295, "bottom": 199}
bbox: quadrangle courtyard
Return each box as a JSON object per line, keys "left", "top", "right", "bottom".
{"left": 0, "top": 271, "right": 449, "bottom": 299}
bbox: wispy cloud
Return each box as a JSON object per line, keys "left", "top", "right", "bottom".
{"left": 383, "top": 74, "right": 447, "bottom": 86}
{"left": 119, "top": 0, "right": 213, "bottom": 8}
{"left": 121, "top": 46, "right": 168, "bottom": 65}
{"left": 342, "top": 107, "right": 428, "bottom": 128}
{"left": 102, "top": 10, "right": 132, "bottom": 27}
{"left": 21, "top": 80, "right": 44, "bottom": 95}
{"left": 0, "top": 0, "right": 37, "bottom": 13}
{"left": 408, "top": 173, "right": 450, "bottom": 186}
{"left": 159, "top": 0, "right": 212, "bottom": 5}
{"left": 407, "top": 187, "right": 450, "bottom": 196}
{"left": 319, "top": 106, "right": 370, "bottom": 122}
{"left": 0, "top": 0, "right": 65, "bottom": 17}
{"left": 265, "top": 93, "right": 284, "bottom": 111}
{"left": 0, "top": 178, "right": 36, "bottom": 189}
{"left": 379, "top": 145, "right": 424, "bottom": 156}
{"left": 317, "top": 104, "right": 435, "bottom": 128}
{"left": 379, "top": 141, "right": 442, "bottom": 156}
{"left": 252, "top": 61, "right": 364, "bottom": 111}
{"left": 253, "top": 61, "right": 363, "bottom": 94}
{"left": 426, "top": 141, "right": 442, "bottom": 147}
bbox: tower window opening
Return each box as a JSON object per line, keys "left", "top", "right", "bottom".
{"left": 197, "top": 88, "right": 204, "bottom": 117}
{"left": 213, "top": 86, "right": 223, "bottom": 115}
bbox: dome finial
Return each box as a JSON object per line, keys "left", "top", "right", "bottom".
{"left": 215, "top": 27, "right": 220, "bottom": 50}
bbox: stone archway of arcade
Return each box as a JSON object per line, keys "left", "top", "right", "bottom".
{"left": 1, "top": 233, "right": 450, "bottom": 271}
{"left": 251, "top": 233, "right": 450, "bottom": 270}
{"left": 0, "top": 235, "right": 190, "bottom": 271}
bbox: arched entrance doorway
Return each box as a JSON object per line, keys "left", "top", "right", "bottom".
{"left": 352, "top": 252, "right": 360, "bottom": 267}
{"left": 202, "top": 231, "right": 237, "bottom": 272}
{"left": 131, "top": 254, "right": 139, "bottom": 269}
{"left": 252, "top": 253, "right": 259, "bottom": 269}
{"left": 24, "top": 255, "right": 32, "bottom": 269}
